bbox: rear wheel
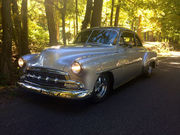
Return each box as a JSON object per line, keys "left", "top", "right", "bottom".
{"left": 144, "top": 63, "right": 153, "bottom": 77}
{"left": 90, "top": 74, "right": 111, "bottom": 103}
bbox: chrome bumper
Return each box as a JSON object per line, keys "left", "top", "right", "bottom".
{"left": 17, "top": 81, "right": 92, "bottom": 99}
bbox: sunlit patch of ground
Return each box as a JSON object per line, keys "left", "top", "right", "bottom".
{"left": 143, "top": 42, "right": 180, "bottom": 71}
{"left": 157, "top": 51, "right": 180, "bottom": 72}
{"left": 169, "top": 51, "right": 180, "bottom": 57}
{"left": 143, "top": 42, "right": 174, "bottom": 57}
{"left": 158, "top": 51, "right": 180, "bottom": 57}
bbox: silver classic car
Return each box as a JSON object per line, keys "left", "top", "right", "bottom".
{"left": 18, "top": 27, "right": 157, "bottom": 102}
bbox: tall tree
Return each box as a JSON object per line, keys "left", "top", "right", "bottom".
{"left": 110, "top": 0, "right": 114, "bottom": 26}
{"left": 0, "top": 0, "right": 2, "bottom": 25}
{"left": 44, "top": 0, "right": 58, "bottom": 45}
{"left": 137, "top": 15, "right": 142, "bottom": 40}
{"left": 21, "top": 0, "right": 30, "bottom": 54}
{"left": 0, "top": 0, "right": 13, "bottom": 81}
{"left": 12, "top": 0, "right": 22, "bottom": 56}
{"left": 114, "top": 0, "right": 121, "bottom": 26}
{"left": 81, "top": 0, "right": 92, "bottom": 30}
{"left": 55, "top": 0, "right": 60, "bottom": 42}
{"left": 90, "top": 0, "right": 103, "bottom": 27}
{"left": 75, "top": 0, "right": 78, "bottom": 34}
{"left": 61, "top": 0, "right": 67, "bottom": 45}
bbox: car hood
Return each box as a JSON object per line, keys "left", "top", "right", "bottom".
{"left": 34, "top": 44, "right": 116, "bottom": 70}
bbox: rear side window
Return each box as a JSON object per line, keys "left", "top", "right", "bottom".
{"left": 135, "top": 35, "right": 142, "bottom": 46}
{"left": 120, "top": 32, "right": 135, "bottom": 46}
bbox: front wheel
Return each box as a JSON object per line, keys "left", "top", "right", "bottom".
{"left": 90, "top": 74, "right": 111, "bottom": 103}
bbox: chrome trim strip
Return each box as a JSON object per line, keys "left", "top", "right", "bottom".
{"left": 25, "top": 74, "right": 83, "bottom": 86}
{"left": 26, "top": 66, "right": 69, "bottom": 76}
{"left": 96, "top": 58, "right": 143, "bottom": 74}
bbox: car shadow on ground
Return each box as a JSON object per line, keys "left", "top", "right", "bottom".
{"left": 15, "top": 73, "right": 151, "bottom": 114}
{"left": 16, "top": 88, "right": 95, "bottom": 113}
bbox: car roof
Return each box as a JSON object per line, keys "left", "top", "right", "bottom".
{"left": 82, "top": 27, "right": 133, "bottom": 32}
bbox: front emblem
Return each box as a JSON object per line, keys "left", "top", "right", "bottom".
{"left": 37, "top": 76, "right": 41, "bottom": 80}
{"left": 46, "top": 77, "right": 49, "bottom": 81}
{"left": 54, "top": 78, "right": 58, "bottom": 83}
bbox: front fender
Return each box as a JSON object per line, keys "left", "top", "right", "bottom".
{"left": 22, "top": 54, "right": 39, "bottom": 62}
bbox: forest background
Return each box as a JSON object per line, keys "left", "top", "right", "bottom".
{"left": 0, "top": 0, "right": 179, "bottom": 85}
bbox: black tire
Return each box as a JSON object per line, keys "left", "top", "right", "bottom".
{"left": 143, "top": 62, "right": 153, "bottom": 77}
{"left": 90, "top": 74, "right": 111, "bottom": 103}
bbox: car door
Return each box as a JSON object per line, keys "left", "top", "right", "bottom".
{"left": 133, "top": 33, "right": 146, "bottom": 72}
{"left": 114, "top": 31, "right": 142, "bottom": 85}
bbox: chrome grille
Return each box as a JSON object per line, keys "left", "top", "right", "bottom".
{"left": 24, "top": 67, "right": 68, "bottom": 88}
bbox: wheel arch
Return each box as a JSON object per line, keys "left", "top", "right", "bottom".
{"left": 101, "top": 71, "right": 114, "bottom": 89}
{"left": 143, "top": 52, "right": 157, "bottom": 68}
{"left": 151, "top": 61, "right": 156, "bottom": 68}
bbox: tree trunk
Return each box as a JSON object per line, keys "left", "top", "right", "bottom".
{"left": 110, "top": 0, "right": 114, "bottom": 26}
{"left": 144, "top": 32, "right": 146, "bottom": 41}
{"left": 45, "top": 0, "right": 58, "bottom": 45}
{"left": 62, "top": 0, "right": 67, "bottom": 45}
{"left": 81, "top": 0, "right": 92, "bottom": 30}
{"left": 159, "top": 32, "right": 162, "bottom": 42}
{"left": 114, "top": 0, "right": 121, "bottom": 26}
{"left": 0, "top": 0, "right": 13, "bottom": 82}
{"left": 131, "top": 21, "right": 134, "bottom": 31}
{"left": 75, "top": 0, "right": 78, "bottom": 34}
{"left": 147, "top": 31, "right": 149, "bottom": 41}
{"left": 56, "top": 22, "right": 59, "bottom": 42}
{"left": 90, "top": 0, "right": 103, "bottom": 28}
{"left": 21, "top": 0, "right": 30, "bottom": 55}
{"left": 73, "top": 16, "right": 76, "bottom": 37}
{"left": 137, "top": 15, "right": 142, "bottom": 41}
{"left": 12, "top": 0, "right": 22, "bottom": 56}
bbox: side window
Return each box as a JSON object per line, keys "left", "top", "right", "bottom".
{"left": 135, "top": 35, "right": 142, "bottom": 47}
{"left": 120, "top": 32, "right": 135, "bottom": 46}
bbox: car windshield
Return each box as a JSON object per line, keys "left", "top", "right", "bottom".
{"left": 74, "top": 29, "right": 118, "bottom": 45}
{"left": 73, "top": 30, "right": 92, "bottom": 44}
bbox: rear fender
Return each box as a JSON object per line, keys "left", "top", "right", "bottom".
{"left": 143, "top": 52, "right": 157, "bottom": 67}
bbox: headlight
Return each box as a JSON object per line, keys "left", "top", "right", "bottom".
{"left": 71, "top": 62, "right": 82, "bottom": 74}
{"left": 18, "top": 58, "right": 25, "bottom": 67}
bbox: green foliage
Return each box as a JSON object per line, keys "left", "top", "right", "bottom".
{"left": 28, "top": 0, "right": 49, "bottom": 52}
{"left": 29, "top": 20, "right": 49, "bottom": 52}
{"left": 148, "top": 0, "right": 180, "bottom": 40}
{"left": 3, "top": 0, "right": 180, "bottom": 53}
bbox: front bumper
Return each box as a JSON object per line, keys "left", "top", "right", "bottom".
{"left": 17, "top": 81, "right": 92, "bottom": 99}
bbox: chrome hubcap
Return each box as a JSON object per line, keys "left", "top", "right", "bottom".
{"left": 94, "top": 76, "right": 108, "bottom": 98}
{"left": 148, "top": 65, "right": 152, "bottom": 75}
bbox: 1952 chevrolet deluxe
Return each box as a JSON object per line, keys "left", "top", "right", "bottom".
{"left": 18, "top": 27, "right": 157, "bottom": 102}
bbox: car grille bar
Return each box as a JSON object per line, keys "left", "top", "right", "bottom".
{"left": 23, "top": 67, "right": 69, "bottom": 88}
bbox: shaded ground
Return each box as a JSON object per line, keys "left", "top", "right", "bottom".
{"left": 0, "top": 54, "right": 180, "bottom": 135}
